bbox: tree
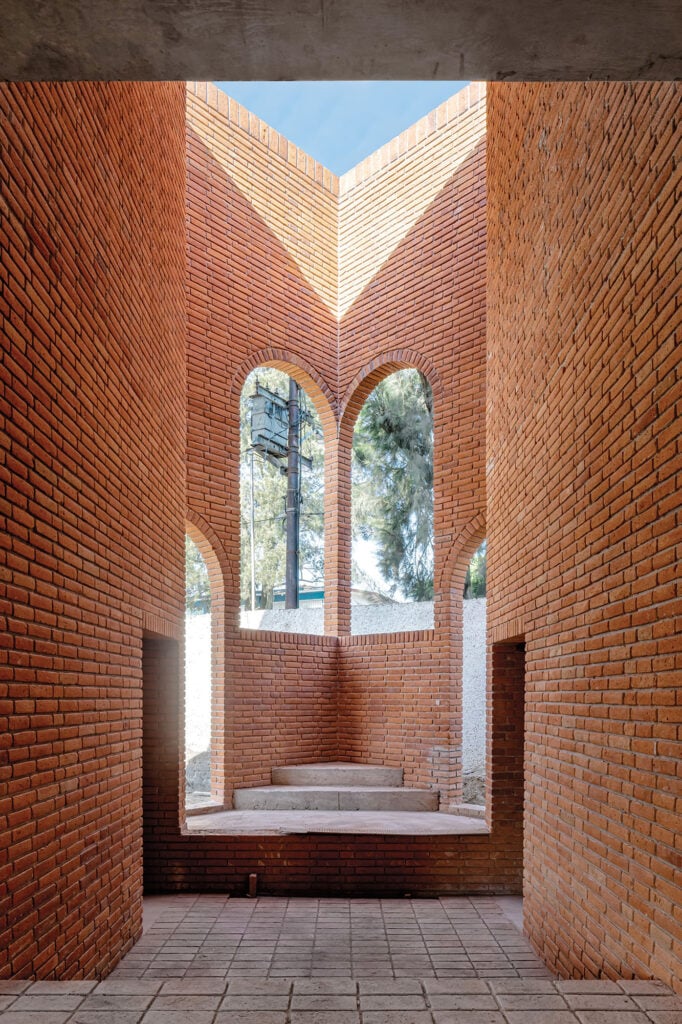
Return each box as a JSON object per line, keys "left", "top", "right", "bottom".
{"left": 240, "top": 368, "right": 324, "bottom": 608}
{"left": 463, "top": 540, "right": 487, "bottom": 599}
{"left": 352, "top": 369, "right": 434, "bottom": 601}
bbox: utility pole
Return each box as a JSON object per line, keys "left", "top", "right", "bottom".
{"left": 285, "top": 378, "right": 300, "bottom": 608}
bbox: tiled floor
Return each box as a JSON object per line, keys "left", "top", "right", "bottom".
{"left": 116, "top": 896, "right": 548, "bottom": 981}
{"left": 1, "top": 897, "right": 679, "bottom": 1023}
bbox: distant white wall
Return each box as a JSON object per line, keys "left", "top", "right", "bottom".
{"left": 462, "top": 598, "right": 486, "bottom": 776}
{"left": 185, "top": 612, "right": 211, "bottom": 761}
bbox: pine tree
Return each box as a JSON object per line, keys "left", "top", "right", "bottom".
{"left": 352, "top": 370, "right": 434, "bottom": 601}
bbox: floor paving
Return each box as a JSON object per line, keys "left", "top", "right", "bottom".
{"left": 0, "top": 896, "right": 679, "bottom": 1022}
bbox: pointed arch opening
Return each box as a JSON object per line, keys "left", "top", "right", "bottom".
{"left": 239, "top": 366, "right": 326, "bottom": 635}
{"left": 462, "top": 538, "right": 487, "bottom": 806}
{"left": 185, "top": 521, "right": 226, "bottom": 810}
{"left": 350, "top": 367, "right": 434, "bottom": 635}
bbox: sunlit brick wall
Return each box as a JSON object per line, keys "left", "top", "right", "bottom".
{"left": 185, "top": 83, "right": 340, "bottom": 804}
{"left": 487, "top": 81, "right": 681, "bottom": 992}
{"left": 0, "top": 82, "right": 186, "bottom": 977}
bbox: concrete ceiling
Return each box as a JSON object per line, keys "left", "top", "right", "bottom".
{"left": 1, "top": 0, "right": 680, "bottom": 81}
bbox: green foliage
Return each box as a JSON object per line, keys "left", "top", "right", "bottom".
{"left": 240, "top": 368, "right": 324, "bottom": 608}
{"left": 352, "top": 369, "right": 434, "bottom": 601}
{"left": 186, "top": 535, "right": 211, "bottom": 613}
{"left": 463, "top": 540, "right": 487, "bottom": 599}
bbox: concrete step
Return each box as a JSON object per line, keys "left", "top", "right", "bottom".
{"left": 271, "top": 762, "right": 403, "bottom": 788}
{"left": 233, "top": 785, "right": 439, "bottom": 812}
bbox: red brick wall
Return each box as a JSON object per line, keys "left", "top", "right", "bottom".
{"left": 487, "top": 82, "right": 681, "bottom": 991}
{"left": 144, "top": 84, "right": 526, "bottom": 902}
{"left": 185, "top": 83, "right": 340, "bottom": 803}
{"left": 0, "top": 82, "right": 187, "bottom": 978}
{"left": 184, "top": 83, "right": 488, "bottom": 804}
{"left": 337, "top": 86, "right": 487, "bottom": 803}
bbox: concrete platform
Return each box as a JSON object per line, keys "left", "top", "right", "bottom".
{"left": 233, "top": 784, "right": 439, "bottom": 811}
{"left": 185, "top": 809, "right": 487, "bottom": 834}
{"left": 272, "top": 762, "right": 404, "bottom": 786}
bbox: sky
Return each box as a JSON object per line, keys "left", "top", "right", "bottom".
{"left": 215, "top": 81, "right": 468, "bottom": 176}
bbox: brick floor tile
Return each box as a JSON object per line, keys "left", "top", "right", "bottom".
{"left": 9, "top": 995, "right": 84, "bottom": 1012}
{"left": 294, "top": 979, "right": 357, "bottom": 994}
{"left": 429, "top": 995, "right": 499, "bottom": 1010}
{"left": 425, "top": 982, "right": 491, "bottom": 994}
{"left": 360, "top": 994, "right": 428, "bottom": 1009}
{"left": 488, "top": 980, "right": 557, "bottom": 994}
{"left": 362, "top": 1013, "right": 434, "bottom": 1024}
{"left": 631, "top": 995, "right": 682, "bottom": 1011}
{"left": 69, "top": 1012, "right": 145, "bottom": 1024}
{"left": 78, "top": 995, "right": 153, "bottom": 1011}
{"left": 574, "top": 1014, "right": 650, "bottom": 1024}
{"left": 227, "top": 980, "right": 292, "bottom": 994}
{"left": 503, "top": 1014, "right": 580, "bottom": 1024}
{"left": 28, "top": 982, "right": 97, "bottom": 994}
{"left": 360, "top": 980, "right": 425, "bottom": 994}
{"left": 496, "top": 994, "right": 568, "bottom": 1009}
{"left": 214, "top": 1014, "right": 287, "bottom": 1024}
{"left": 562, "top": 995, "right": 638, "bottom": 1010}
{"left": 617, "top": 982, "right": 671, "bottom": 995}
{"left": 149, "top": 995, "right": 221, "bottom": 1010}
{"left": 289, "top": 1013, "right": 361, "bottom": 1024}
{"left": 291, "top": 994, "right": 358, "bottom": 1010}
{"left": 140, "top": 1013, "right": 215, "bottom": 1024}
{"left": 159, "top": 979, "right": 228, "bottom": 994}
{"left": 432, "top": 1012, "right": 506, "bottom": 1024}
{"left": 221, "top": 994, "right": 290, "bottom": 1010}
{"left": 94, "top": 978, "right": 163, "bottom": 995}
{"left": 0, "top": 1014, "right": 73, "bottom": 1024}
{"left": 557, "top": 982, "right": 624, "bottom": 994}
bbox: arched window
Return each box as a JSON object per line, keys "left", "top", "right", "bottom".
{"left": 185, "top": 534, "right": 211, "bottom": 807}
{"left": 462, "top": 539, "right": 487, "bottom": 806}
{"left": 351, "top": 368, "right": 434, "bottom": 635}
{"left": 239, "top": 367, "right": 325, "bottom": 634}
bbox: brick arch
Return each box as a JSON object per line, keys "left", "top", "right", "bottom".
{"left": 437, "top": 512, "right": 487, "bottom": 595}
{"left": 338, "top": 349, "right": 443, "bottom": 441}
{"left": 185, "top": 511, "right": 229, "bottom": 806}
{"left": 231, "top": 346, "right": 338, "bottom": 442}
{"left": 186, "top": 509, "right": 235, "bottom": 596}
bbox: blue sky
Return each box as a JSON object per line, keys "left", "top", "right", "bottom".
{"left": 215, "top": 81, "right": 468, "bottom": 175}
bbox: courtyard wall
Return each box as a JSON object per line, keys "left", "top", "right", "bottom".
{"left": 0, "top": 83, "right": 187, "bottom": 977}
{"left": 487, "top": 81, "right": 681, "bottom": 991}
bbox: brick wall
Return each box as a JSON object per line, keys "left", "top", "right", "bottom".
{"left": 0, "top": 82, "right": 187, "bottom": 978}
{"left": 144, "top": 83, "right": 527, "bottom": 901}
{"left": 183, "top": 83, "right": 488, "bottom": 805}
{"left": 337, "top": 85, "right": 487, "bottom": 801}
{"left": 487, "top": 82, "right": 681, "bottom": 991}
{"left": 185, "top": 83, "right": 341, "bottom": 804}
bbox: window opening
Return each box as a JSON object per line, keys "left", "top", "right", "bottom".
{"left": 185, "top": 535, "right": 212, "bottom": 808}
{"left": 240, "top": 367, "right": 324, "bottom": 633}
{"left": 351, "top": 368, "right": 434, "bottom": 634}
{"left": 462, "top": 539, "right": 487, "bottom": 806}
